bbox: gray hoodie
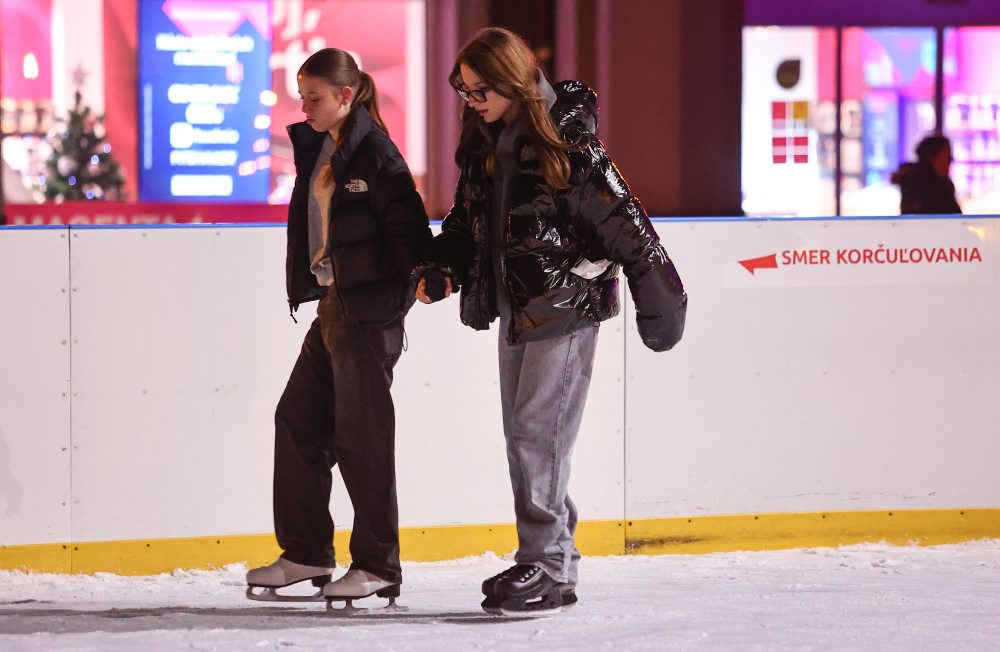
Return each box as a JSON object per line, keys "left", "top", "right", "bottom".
{"left": 490, "top": 72, "right": 558, "bottom": 314}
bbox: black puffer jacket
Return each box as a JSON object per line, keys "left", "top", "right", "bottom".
{"left": 891, "top": 162, "right": 962, "bottom": 214}
{"left": 286, "top": 109, "right": 432, "bottom": 323}
{"left": 431, "top": 80, "right": 687, "bottom": 350}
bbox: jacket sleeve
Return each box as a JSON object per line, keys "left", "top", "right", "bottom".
{"left": 568, "top": 141, "right": 688, "bottom": 352}
{"left": 429, "top": 164, "right": 477, "bottom": 286}
{"left": 368, "top": 156, "right": 434, "bottom": 277}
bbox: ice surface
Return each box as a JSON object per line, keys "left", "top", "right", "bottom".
{"left": 2, "top": 542, "right": 999, "bottom": 650}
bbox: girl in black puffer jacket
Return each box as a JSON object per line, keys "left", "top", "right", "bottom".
{"left": 247, "top": 48, "right": 432, "bottom": 607}
{"left": 415, "top": 28, "right": 687, "bottom": 614}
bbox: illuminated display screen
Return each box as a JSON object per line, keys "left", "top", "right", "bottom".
{"left": 138, "top": 0, "right": 272, "bottom": 202}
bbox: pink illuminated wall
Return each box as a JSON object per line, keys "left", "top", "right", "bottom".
{"left": 270, "top": 1, "right": 412, "bottom": 160}
{"left": 949, "top": 27, "right": 1000, "bottom": 93}
{"left": 816, "top": 28, "right": 952, "bottom": 102}
{"left": 814, "top": 30, "right": 869, "bottom": 102}
{"left": 0, "top": 0, "right": 53, "bottom": 99}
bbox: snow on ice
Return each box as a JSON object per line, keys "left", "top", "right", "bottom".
{"left": 1, "top": 541, "right": 999, "bottom": 650}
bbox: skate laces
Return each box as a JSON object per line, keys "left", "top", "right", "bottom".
{"left": 495, "top": 564, "right": 523, "bottom": 581}
{"left": 516, "top": 566, "right": 540, "bottom": 582}
{"left": 499, "top": 564, "right": 540, "bottom": 583}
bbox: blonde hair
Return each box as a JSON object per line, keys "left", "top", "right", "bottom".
{"left": 451, "top": 28, "right": 570, "bottom": 189}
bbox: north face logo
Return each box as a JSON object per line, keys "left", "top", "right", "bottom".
{"left": 345, "top": 179, "right": 368, "bottom": 192}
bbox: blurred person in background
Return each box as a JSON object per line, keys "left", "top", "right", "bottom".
{"left": 892, "top": 135, "right": 962, "bottom": 214}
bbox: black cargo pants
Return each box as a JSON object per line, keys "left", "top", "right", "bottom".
{"left": 272, "top": 287, "right": 404, "bottom": 584}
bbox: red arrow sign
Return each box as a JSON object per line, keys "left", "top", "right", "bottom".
{"left": 739, "top": 253, "right": 778, "bottom": 275}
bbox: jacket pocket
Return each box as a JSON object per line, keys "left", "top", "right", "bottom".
{"left": 339, "top": 278, "right": 407, "bottom": 324}
{"left": 332, "top": 238, "right": 394, "bottom": 288}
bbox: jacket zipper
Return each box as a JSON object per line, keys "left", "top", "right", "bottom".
{"left": 503, "top": 207, "right": 517, "bottom": 343}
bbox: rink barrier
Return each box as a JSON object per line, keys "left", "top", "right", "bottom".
{"left": 2, "top": 510, "right": 998, "bottom": 575}
{"left": 3, "top": 217, "right": 1000, "bottom": 575}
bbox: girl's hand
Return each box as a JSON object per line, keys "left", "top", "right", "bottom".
{"left": 416, "top": 273, "right": 453, "bottom": 304}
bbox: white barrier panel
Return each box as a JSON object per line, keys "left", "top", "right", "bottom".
{"left": 625, "top": 217, "right": 1000, "bottom": 519}
{"left": 2, "top": 217, "right": 998, "bottom": 559}
{"left": 0, "top": 228, "right": 71, "bottom": 545}
{"left": 62, "top": 225, "right": 624, "bottom": 544}
{"left": 67, "top": 226, "right": 310, "bottom": 541}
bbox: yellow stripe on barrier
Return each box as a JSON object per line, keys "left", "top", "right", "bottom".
{"left": 625, "top": 508, "right": 1000, "bottom": 555}
{"left": 0, "top": 510, "right": 996, "bottom": 575}
{"left": 0, "top": 542, "right": 72, "bottom": 574}
{"left": 398, "top": 519, "right": 624, "bottom": 561}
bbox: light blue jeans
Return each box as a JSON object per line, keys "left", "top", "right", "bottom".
{"left": 497, "top": 319, "right": 598, "bottom": 585}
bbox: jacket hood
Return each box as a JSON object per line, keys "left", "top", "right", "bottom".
{"left": 466, "top": 76, "right": 599, "bottom": 163}
{"left": 551, "top": 80, "right": 600, "bottom": 140}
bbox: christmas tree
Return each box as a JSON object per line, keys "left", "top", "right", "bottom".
{"left": 43, "top": 91, "right": 125, "bottom": 201}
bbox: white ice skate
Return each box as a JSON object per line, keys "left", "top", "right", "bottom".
{"left": 245, "top": 557, "right": 333, "bottom": 602}
{"left": 322, "top": 569, "right": 406, "bottom": 614}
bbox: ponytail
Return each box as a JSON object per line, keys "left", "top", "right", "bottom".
{"left": 356, "top": 70, "right": 388, "bottom": 136}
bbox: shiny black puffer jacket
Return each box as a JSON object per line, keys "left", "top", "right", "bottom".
{"left": 431, "top": 80, "right": 687, "bottom": 350}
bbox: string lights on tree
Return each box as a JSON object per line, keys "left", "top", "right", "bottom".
{"left": 42, "top": 66, "right": 125, "bottom": 202}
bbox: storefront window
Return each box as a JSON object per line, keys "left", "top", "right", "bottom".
{"left": 839, "top": 27, "right": 940, "bottom": 216}
{"left": 1, "top": 0, "right": 57, "bottom": 203}
{"left": 943, "top": 27, "right": 1000, "bottom": 214}
{"left": 1, "top": 0, "right": 426, "bottom": 209}
{"left": 744, "top": 25, "right": 955, "bottom": 217}
{"left": 742, "top": 26, "right": 837, "bottom": 217}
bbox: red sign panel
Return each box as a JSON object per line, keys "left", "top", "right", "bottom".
{"left": 3, "top": 202, "right": 286, "bottom": 226}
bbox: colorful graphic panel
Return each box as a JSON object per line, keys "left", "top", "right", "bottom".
{"left": 771, "top": 101, "right": 810, "bottom": 164}
{"left": 138, "top": 0, "right": 272, "bottom": 202}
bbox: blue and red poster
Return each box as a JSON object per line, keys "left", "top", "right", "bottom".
{"left": 138, "top": 0, "right": 272, "bottom": 202}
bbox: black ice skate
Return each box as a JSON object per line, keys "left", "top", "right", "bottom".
{"left": 245, "top": 557, "right": 333, "bottom": 602}
{"left": 322, "top": 569, "right": 406, "bottom": 614}
{"left": 481, "top": 564, "right": 576, "bottom": 616}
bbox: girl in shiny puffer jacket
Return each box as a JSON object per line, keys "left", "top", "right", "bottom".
{"left": 415, "top": 27, "right": 687, "bottom": 615}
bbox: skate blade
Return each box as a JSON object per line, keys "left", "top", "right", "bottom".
{"left": 498, "top": 604, "right": 562, "bottom": 617}
{"left": 481, "top": 596, "right": 503, "bottom": 616}
{"left": 496, "top": 588, "right": 567, "bottom": 617}
{"left": 326, "top": 597, "right": 408, "bottom": 615}
{"left": 246, "top": 586, "right": 325, "bottom": 602}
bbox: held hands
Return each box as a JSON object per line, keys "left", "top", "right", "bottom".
{"left": 416, "top": 268, "right": 454, "bottom": 304}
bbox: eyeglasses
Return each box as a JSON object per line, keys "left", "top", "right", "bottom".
{"left": 454, "top": 86, "right": 490, "bottom": 103}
